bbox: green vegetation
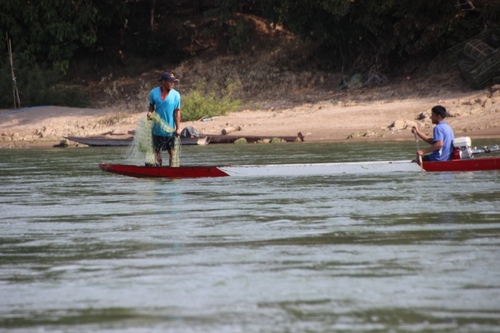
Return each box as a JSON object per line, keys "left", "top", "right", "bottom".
{"left": 0, "top": 59, "right": 90, "bottom": 108}
{"left": 259, "top": 0, "right": 497, "bottom": 70}
{"left": 0, "top": 0, "right": 128, "bottom": 74}
{"left": 182, "top": 79, "right": 242, "bottom": 121}
{"left": 2, "top": 0, "right": 495, "bottom": 75}
{"left": 228, "top": 19, "right": 251, "bottom": 54}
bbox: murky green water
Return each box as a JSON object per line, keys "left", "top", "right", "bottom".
{"left": 1, "top": 141, "right": 499, "bottom": 332}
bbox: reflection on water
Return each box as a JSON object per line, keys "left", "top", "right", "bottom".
{"left": 1, "top": 141, "right": 499, "bottom": 332}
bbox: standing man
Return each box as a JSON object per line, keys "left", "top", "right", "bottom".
{"left": 147, "top": 71, "right": 181, "bottom": 167}
{"left": 412, "top": 105, "right": 454, "bottom": 162}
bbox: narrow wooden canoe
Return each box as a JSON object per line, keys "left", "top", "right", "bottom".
{"left": 99, "top": 157, "right": 500, "bottom": 178}
{"left": 64, "top": 133, "right": 302, "bottom": 146}
{"left": 99, "top": 157, "right": 500, "bottom": 179}
{"left": 65, "top": 136, "right": 134, "bottom": 146}
{"left": 64, "top": 136, "right": 209, "bottom": 146}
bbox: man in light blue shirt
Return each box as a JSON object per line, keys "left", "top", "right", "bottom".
{"left": 412, "top": 105, "right": 454, "bottom": 161}
{"left": 147, "top": 72, "right": 181, "bottom": 166}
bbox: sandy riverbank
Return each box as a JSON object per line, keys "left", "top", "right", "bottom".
{"left": 1, "top": 84, "right": 499, "bottom": 149}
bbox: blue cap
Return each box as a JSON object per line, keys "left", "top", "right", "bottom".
{"left": 159, "top": 72, "right": 179, "bottom": 82}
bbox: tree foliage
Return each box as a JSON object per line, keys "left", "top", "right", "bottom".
{"left": 0, "top": 0, "right": 496, "bottom": 77}
{"left": 257, "top": 0, "right": 497, "bottom": 70}
{"left": 0, "top": 0, "right": 128, "bottom": 73}
{"left": 0, "top": 58, "right": 90, "bottom": 108}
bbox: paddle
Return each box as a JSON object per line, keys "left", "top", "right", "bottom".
{"left": 413, "top": 131, "right": 424, "bottom": 172}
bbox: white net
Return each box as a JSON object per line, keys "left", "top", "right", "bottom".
{"left": 124, "top": 114, "right": 181, "bottom": 167}
{"left": 171, "top": 137, "right": 181, "bottom": 167}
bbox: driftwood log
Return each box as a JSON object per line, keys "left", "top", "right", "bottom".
{"left": 221, "top": 126, "right": 241, "bottom": 135}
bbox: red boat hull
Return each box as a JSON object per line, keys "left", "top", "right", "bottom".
{"left": 99, "top": 163, "right": 229, "bottom": 178}
{"left": 421, "top": 157, "right": 500, "bottom": 172}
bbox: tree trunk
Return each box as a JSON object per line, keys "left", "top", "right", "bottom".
{"left": 150, "top": 0, "right": 156, "bottom": 31}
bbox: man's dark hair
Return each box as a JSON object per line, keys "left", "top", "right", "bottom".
{"left": 431, "top": 105, "right": 448, "bottom": 118}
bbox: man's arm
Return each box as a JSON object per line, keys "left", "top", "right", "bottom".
{"left": 174, "top": 109, "right": 181, "bottom": 136}
{"left": 421, "top": 140, "right": 443, "bottom": 155}
{"left": 147, "top": 103, "right": 154, "bottom": 119}
{"left": 412, "top": 126, "right": 434, "bottom": 145}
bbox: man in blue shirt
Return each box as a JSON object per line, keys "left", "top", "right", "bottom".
{"left": 147, "top": 72, "right": 181, "bottom": 166}
{"left": 412, "top": 105, "right": 454, "bottom": 161}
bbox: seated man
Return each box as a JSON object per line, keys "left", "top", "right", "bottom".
{"left": 412, "top": 105, "right": 454, "bottom": 161}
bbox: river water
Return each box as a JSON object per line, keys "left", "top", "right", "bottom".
{"left": 1, "top": 141, "right": 500, "bottom": 333}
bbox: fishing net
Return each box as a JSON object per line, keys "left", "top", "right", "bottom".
{"left": 124, "top": 115, "right": 155, "bottom": 165}
{"left": 124, "top": 114, "right": 181, "bottom": 167}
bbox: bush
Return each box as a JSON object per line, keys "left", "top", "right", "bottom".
{"left": 182, "top": 79, "right": 242, "bottom": 121}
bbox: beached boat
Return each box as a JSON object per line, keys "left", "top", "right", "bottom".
{"left": 64, "top": 135, "right": 209, "bottom": 146}
{"left": 99, "top": 156, "right": 500, "bottom": 179}
{"left": 64, "top": 136, "right": 134, "bottom": 146}
{"left": 64, "top": 133, "right": 301, "bottom": 146}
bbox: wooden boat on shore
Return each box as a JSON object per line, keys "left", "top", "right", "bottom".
{"left": 99, "top": 156, "right": 500, "bottom": 179}
{"left": 65, "top": 136, "right": 134, "bottom": 146}
{"left": 64, "top": 135, "right": 209, "bottom": 146}
{"left": 64, "top": 132, "right": 302, "bottom": 146}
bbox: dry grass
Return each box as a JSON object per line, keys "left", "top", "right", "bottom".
{"left": 97, "top": 113, "right": 133, "bottom": 126}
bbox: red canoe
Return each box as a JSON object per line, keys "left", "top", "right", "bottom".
{"left": 99, "top": 157, "right": 500, "bottom": 179}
